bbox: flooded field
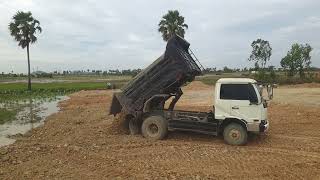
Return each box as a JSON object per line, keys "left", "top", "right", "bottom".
{"left": 0, "top": 96, "right": 68, "bottom": 147}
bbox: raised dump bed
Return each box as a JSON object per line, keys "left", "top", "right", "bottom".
{"left": 110, "top": 35, "right": 202, "bottom": 117}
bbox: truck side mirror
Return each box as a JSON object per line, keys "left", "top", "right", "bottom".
{"left": 249, "top": 98, "right": 258, "bottom": 105}
{"left": 267, "top": 85, "right": 273, "bottom": 100}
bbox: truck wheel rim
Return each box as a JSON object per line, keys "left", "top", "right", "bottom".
{"left": 229, "top": 129, "right": 241, "bottom": 140}
{"left": 148, "top": 124, "right": 158, "bottom": 135}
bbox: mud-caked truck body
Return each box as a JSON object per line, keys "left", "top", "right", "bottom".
{"left": 110, "top": 35, "right": 270, "bottom": 145}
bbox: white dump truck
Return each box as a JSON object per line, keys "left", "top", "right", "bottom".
{"left": 110, "top": 35, "right": 272, "bottom": 145}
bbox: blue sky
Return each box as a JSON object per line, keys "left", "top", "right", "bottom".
{"left": 0, "top": 0, "right": 319, "bottom": 73}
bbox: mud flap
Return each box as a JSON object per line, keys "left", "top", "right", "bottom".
{"left": 109, "top": 93, "right": 122, "bottom": 116}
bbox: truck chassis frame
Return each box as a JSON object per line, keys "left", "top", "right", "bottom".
{"left": 148, "top": 110, "right": 219, "bottom": 136}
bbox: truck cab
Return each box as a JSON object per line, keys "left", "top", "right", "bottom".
{"left": 215, "top": 78, "right": 269, "bottom": 134}
{"left": 213, "top": 78, "right": 269, "bottom": 145}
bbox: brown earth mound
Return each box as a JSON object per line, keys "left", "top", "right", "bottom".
{"left": 1, "top": 83, "right": 320, "bottom": 179}
{"left": 108, "top": 111, "right": 129, "bottom": 135}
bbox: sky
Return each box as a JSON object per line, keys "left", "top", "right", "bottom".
{"left": 0, "top": 0, "right": 319, "bottom": 73}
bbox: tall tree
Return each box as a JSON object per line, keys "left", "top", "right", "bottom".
{"left": 248, "top": 39, "right": 272, "bottom": 69}
{"left": 280, "top": 43, "right": 312, "bottom": 77}
{"left": 158, "top": 10, "right": 188, "bottom": 41}
{"left": 9, "top": 11, "right": 42, "bottom": 91}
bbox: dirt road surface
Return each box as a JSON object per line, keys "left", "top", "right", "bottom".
{"left": 1, "top": 82, "right": 320, "bottom": 179}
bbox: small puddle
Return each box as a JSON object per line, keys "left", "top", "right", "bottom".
{"left": 0, "top": 96, "right": 68, "bottom": 147}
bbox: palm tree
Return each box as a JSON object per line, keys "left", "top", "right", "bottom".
{"left": 158, "top": 10, "right": 188, "bottom": 41}
{"left": 9, "top": 11, "right": 42, "bottom": 91}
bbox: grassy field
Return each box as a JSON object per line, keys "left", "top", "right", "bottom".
{"left": 0, "top": 82, "right": 109, "bottom": 91}
{"left": 0, "top": 82, "right": 105, "bottom": 101}
{"left": 0, "top": 80, "right": 128, "bottom": 97}
{"left": 0, "top": 75, "right": 132, "bottom": 82}
{"left": 0, "top": 108, "right": 17, "bottom": 124}
{"left": 0, "top": 80, "right": 129, "bottom": 123}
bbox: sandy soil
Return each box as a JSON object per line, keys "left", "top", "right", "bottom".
{"left": 273, "top": 86, "right": 320, "bottom": 107}
{"left": 1, "top": 82, "right": 320, "bottom": 179}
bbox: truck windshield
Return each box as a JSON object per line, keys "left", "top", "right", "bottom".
{"left": 220, "top": 84, "right": 260, "bottom": 103}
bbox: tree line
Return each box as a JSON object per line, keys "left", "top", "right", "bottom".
{"left": 0, "top": 69, "right": 143, "bottom": 78}
{"left": 56, "top": 69, "right": 142, "bottom": 76}
{"left": 248, "top": 39, "right": 313, "bottom": 78}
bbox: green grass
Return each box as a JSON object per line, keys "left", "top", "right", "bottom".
{"left": 0, "top": 81, "right": 128, "bottom": 102}
{"left": 1, "top": 82, "right": 105, "bottom": 91}
{"left": 0, "top": 80, "right": 129, "bottom": 90}
{"left": 0, "top": 80, "right": 129, "bottom": 123}
{"left": 0, "top": 75, "right": 132, "bottom": 82}
{"left": 0, "top": 108, "right": 17, "bottom": 124}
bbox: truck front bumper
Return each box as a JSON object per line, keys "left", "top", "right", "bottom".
{"left": 247, "top": 120, "right": 269, "bottom": 133}
{"left": 259, "top": 120, "right": 269, "bottom": 132}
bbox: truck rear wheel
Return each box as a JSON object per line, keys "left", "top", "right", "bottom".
{"left": 223, "top": 123, "right": 247, "bottom": 145}
{"left": 129, "top": 118, "right": 140, "bottom": 135}
{"left": 141, "top": 115, "right": 167, "bottom": 140}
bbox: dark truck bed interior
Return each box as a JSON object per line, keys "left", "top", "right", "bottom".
{"left": 110, "top": 35, "right": 202, "bottom": 117}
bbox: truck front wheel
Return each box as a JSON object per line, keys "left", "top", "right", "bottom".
{"left": 223, "top": 123, "right": 248, "bottom": 145}
{"left": 141, "top": 115, "right": 168, "bottom": 140}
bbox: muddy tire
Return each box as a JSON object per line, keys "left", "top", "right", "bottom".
{"left": 129, "top": 118, "right": 140, "bottom": 135}
{"left": 141, "top": 115, "right": 167, "bottom": 140}
{"left": 223, "top": 123, "right": 247, "bottom": 145}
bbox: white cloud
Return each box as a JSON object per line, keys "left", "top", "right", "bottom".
{"left": 0, "top": 0, "right": 319, "bottom": 73}
{"left": 275, "top": 16, "right": 320, "bottom": 36}
{"left": 128, "top": 33, "right": 142, "bottom": 43}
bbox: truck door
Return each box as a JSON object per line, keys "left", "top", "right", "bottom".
{"left": 220, "top": 84, "right": 260, "bottom": 121}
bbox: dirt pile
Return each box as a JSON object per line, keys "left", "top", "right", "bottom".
{"left": 108, "top": 111, "right": 129, "bottom": 135}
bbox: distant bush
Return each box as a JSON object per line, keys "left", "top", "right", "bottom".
{"left": 253, "top": 70, "right": 277, "bottom": 84}
{"left": 34, "top": 73, "right": 53, "bottom": 78}
{"left": 253, "top": 70, "right": 320, "bottom": 84}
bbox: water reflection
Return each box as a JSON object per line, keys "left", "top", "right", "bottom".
{"left": 0, "top": 96, "right": 68, "bottom": 147}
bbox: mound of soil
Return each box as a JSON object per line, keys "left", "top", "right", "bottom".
{"left": 107, "top": 111, "right": 129, "bottom": 135}
{"left": 1, "top": 82, "right": 320, "bottom": 179}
